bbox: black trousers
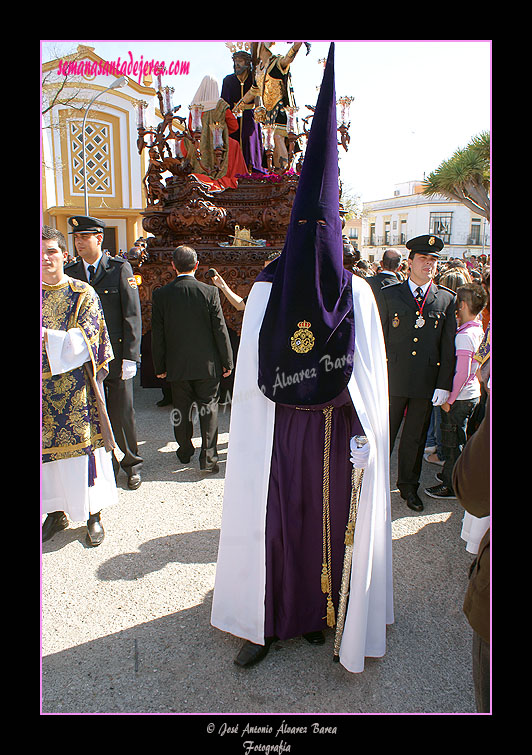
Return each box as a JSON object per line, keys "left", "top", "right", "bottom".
{"left": 104, "top": 373, "right": 143, "bottom": 477}
{"left": 389, "top": 395, "right": 433, "bottom": 497}
{"left": 170, "top": 378, "right": 220, "bottom": 468}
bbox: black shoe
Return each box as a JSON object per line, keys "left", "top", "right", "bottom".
{"left": 156, "top": 398, "right": 172, "bottom": 407}
{"left": 303, "top": 631, "right": 325, "bottom": 645}
{"left": 86, "top": 512, "right": 105, "bottom": 547}
{"left": 127, "top": 473, "right": 142, "bottom": 490}
{"left": 42, "top": 512, "right": 68, "bottom": 542}
{"left": 234, "top": 637, "right": 277, "bottom": 668}
{"left": 176, "top": 449, "right": 193, "bottom": 464}
{"left": 424, "top": 484, "right": 456, "bottom": 500}
{"left": 404, "top": 491, "right": 424, "bottom": 512}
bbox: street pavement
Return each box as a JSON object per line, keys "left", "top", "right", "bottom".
{"left": 41, "top": 376, "right": 479, "bottom": 719}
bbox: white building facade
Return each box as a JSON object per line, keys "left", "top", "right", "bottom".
{"left": 42, "top": 45, "right": 160, "bottom": 256}
{"left": 360, "top": 181, "right": 490, "bottom": 263}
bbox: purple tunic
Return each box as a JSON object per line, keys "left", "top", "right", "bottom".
{"left": 264, "top": 388, "right": 364, "bottom": 639}
{"left": 221, "top": 73, "right": 266, "bottom": 174}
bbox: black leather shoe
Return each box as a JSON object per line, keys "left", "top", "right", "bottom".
{"left": 176, "top": 450, "right": 193, "bottom": 464}
{"left": 128, "top": 473, "right": 142, "bottom": 490}
{"left": 234, "top": 637, "right": 277, "bottom": 668}
{"left": 42, "top": 512, "right": 68, "bottom": 542}
{"left": 86, "top": 512, "right": 105, "bottom": 547}
{"left": 303, "top": 631, "right": 325, "bottom": 645}
{"left": 404, "top": 491, "right": 424, "bottom": 512}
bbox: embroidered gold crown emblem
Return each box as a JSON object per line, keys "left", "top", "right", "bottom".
{"left": 291, "top": 320, "right": 315, "bottom": 353}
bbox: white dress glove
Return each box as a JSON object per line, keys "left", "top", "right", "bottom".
{"left": 121, "top": 359, "right": 137, "bottom": 380}
{"left": 432, "top": 389, "right": 450, "bottom": 406}
{"left": 349, "top": 436, "right": 370, "bottom": 469}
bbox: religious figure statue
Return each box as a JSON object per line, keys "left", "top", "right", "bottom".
{"left": 233, "top": 42, "right": 310, "bottom": 170}
{"left": 144, "top": 148, "right": 167, "bottom": 205}
{"left": 221, "top": 47, "right": 266, "bottom": 174}
{"left": 180, "top": 75, "right": 248, "bottom": 192}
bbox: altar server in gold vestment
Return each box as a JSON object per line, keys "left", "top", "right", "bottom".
{"left": 41, "top": 226, "right": 117, "bottom": 546}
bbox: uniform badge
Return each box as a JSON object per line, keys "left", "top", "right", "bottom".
{"left": 71, "top": 218, "right": 78, "bottom": 226}
{"left": 291, "top": 320, "right": 315, "bottom": 353}
{"left": 392, "top": 315, "right": 400, "bottom": 328}
{"left": 429, "top": 236, "right": 435, "bottom": 245}
{"left": 127, "top": 276, "right": 138, "bottom": 289}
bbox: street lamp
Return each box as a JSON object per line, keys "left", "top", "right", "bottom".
{"left": 81, "top": 76, "right": 128, "bottom": 215}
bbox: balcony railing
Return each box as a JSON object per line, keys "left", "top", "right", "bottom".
{"left": 363, "top": 233, "right": 489, "bottom": 248}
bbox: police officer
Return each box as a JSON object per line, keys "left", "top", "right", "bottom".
{"left": 66, "top": 216, "right": 143, "bottom": 490}
{"left": 379, "top": 235, "right": 457, "bottom": 512}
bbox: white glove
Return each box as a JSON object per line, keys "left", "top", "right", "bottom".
{"left": 121, "top": 359, "right": 137, "bottom": 380}
{"left": 350, "top": 436, "right": 370, "bottom": 469}
{"left": 432, "top": 389, "right": 450, "bottom": 406}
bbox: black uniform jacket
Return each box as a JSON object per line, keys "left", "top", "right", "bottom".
{"left": 65, "top": 255, "right": 142, "bottom": 377}
{"left": 379, "top": 278, "right": 457, "bottom": 399}
{"left": 151, "top": 275, "right": 234, "bottom": 382}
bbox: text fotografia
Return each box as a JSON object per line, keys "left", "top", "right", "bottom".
{"left": 208, "top": 720, "right": 338, "bottom": 752}
{"left": 57, "top": 53, "right": 190, "bottom": 86}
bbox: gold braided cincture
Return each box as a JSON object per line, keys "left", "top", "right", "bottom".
{"left": 333, "top": 437, "right": 367, "bottom": 661}
{"left": 321, "top": 406, "right": 335, "bottom": 628}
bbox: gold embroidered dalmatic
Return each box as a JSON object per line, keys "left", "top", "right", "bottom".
{"left": 42, "top": 278, "right": 113, "bottom": 464}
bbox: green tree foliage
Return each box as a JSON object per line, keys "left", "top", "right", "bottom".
{"left": 423, "top": 132, "right": 490, "bottom": 221}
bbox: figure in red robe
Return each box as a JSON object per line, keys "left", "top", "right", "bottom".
{"left": 181, "top": 75, "right": 248, "bottom": 192}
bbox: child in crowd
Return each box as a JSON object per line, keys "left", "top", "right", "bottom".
{"left": 425, "top": 283, "right": 488, "bottom": 499}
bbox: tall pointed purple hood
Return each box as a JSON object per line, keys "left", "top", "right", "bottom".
{"left": 256, "top": 42, "right": 354, "bottom": 405}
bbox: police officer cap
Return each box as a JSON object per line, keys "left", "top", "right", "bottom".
{"left": 68, "top": 215, "right": 106, "bottom": 234}
{"left": 406, "top": 234, "right": 444, "bottom": 258}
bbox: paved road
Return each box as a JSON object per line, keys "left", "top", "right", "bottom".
{"left": 41, "top": 377, "right": 478, "bottom": 721}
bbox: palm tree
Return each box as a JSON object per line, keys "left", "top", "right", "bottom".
{"left": 423, "top": 132, "right": 490, "bottom": 221}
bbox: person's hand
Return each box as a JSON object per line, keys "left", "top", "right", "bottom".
{"left": 211, "top": 273, "right": 226, "bottom": 290}
{"left": 349, "top": 436, "right": 370, "bottom": 469}
{"left": 121, "top": 359, "right": 137, "bottom": 380}
{"left": 432, "top": 389, "right": 450, "bottom": 406}
{"left": 222, "top": 368, "right": 232, "bottom": 378}
{"left": 156, "top": 372, "right": 167, "bottom": 379}
{"left": 441, "top": 402, "right": 451, "bottom": 413}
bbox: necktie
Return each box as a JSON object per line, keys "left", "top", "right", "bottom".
{"left": 415, "top": 286, "right": 424, "bottom": 306}
{"left": 88, "top": 265, "right": 95, "bottom": 283}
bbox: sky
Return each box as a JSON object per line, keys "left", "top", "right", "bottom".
{"left": 41, "top": 39, "right": 491, "bottom": 203}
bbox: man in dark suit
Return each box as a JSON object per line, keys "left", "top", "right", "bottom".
{"left": 65, "top": 216, "right": 143, "bottom": 490}
{"left": 366, "top": 248, "right": 402, "bottom": 306}
{"left": 379, "top": 235, "right": 457, "bottom": 512}
{"left": 151, "top": 246, "right": 233, "bottom": 473}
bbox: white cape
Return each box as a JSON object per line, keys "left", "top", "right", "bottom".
{"left": 211, "top": 274, "right": 394, "bottom": 672}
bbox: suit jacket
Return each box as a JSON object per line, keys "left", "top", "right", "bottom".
{"left": 366, "top": 272, "right": 401, "bottom": 315}
{"left": 65, "top": 255, "right": 142, "bottom": 378}
{"left": 379, "top": 278, "right": 457, "bottom": 399}
{"left": 151, "top": 275, "right": 233, "bottom": 382}
{"left": 366, "top": 271, "right": 401, "bottom": 294}
{"left": 452, "top": 400, "right": 490, "bottom": 643}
